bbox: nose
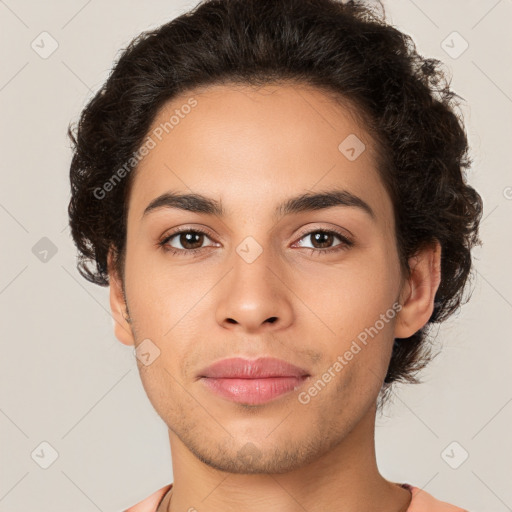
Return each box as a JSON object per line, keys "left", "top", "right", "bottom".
{"left": 215, "top": 247, "right": 294, "bottom": 333}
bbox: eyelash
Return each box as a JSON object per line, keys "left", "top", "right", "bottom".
{"left": 157, "top": 226, "right": 354, "bottom": 257}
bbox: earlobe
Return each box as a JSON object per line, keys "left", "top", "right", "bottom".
{"left": 107, "top": 249, "right": 135, "bottom": 346}
{"left": 394, "top": 240, "right": 442, "bottom": 339}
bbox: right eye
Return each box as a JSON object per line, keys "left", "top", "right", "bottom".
{"left": 158, "top": 227, "right": 219, "bottom": 256}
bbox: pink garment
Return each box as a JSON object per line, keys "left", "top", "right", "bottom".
{"left": 123, "top": 482, "right": 469, "bottom": 511}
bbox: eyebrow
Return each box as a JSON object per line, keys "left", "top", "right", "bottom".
{"left": 141, "top": 188, "right": 375, "bottom": 221}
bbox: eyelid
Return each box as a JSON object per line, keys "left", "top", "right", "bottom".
{"left": 160, "top": 224, "right": 216, "bottom": 240}
{"left": 292, "top": 224, "right": 354, "bottom": 244}
{"left": 158, "top": 225, "right": 219, "bottom": 247}
{"left": 160, "top": 224, "right": 352, "bottom": 243}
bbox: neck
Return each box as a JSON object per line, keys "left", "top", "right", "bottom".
{"left": 161, "top": 403, "right": 411, "bottom": 512}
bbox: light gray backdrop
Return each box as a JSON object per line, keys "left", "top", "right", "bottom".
{"left": 1, "top": 0, "right": 511, "bottom": 510}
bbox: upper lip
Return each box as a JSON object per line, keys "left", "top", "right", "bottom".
{"left": 198, "top": 357, "right": 310, "bottom": 379}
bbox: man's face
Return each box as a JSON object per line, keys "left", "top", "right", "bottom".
{"left": 119, "top": 83, "right": 404, "bottom": 473}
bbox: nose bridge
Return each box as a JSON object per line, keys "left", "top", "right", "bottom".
{"left": 232, "top": 237, "right": 276, "bottom": 295}
{"left": 215, "top": 234, "right": 294, "bottom": 331}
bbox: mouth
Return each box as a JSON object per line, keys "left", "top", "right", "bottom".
{"left": 197, "top": 357, "right": 310, "bottom": 405}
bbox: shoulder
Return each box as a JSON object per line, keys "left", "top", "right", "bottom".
{"left": 122, "top": 483, "right": 173, "bottom": 512}
{"left": 404, "top": 483, "right": 469, "bottom": 512}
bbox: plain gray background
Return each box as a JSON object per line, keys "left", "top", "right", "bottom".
{"left": 1, "top": 0, "right": 511, "bottom": 510}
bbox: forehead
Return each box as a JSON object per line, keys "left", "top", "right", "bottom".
{"left": 126, "top": 82, "right": 392, "bottom": 226}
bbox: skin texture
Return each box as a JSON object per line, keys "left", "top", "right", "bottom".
{"left": 108, "top": 83, "right": 441, "bottom": 512}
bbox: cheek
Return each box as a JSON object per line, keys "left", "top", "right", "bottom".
{"left": 290, "top": 244, "right": 401, "bottom": 344}
{"left": 124, "top": 246, "right": 214, "bottom": 382}
{"left": 124, "top": 244, "right": 201, "bottom": 332}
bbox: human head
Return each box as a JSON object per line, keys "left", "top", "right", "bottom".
{"left": 67, "top": 0, "right": 482, "bottom": 434}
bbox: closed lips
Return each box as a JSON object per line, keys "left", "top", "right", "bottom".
{"left": 197, "top": 356, "right": 310, "bottom": 379}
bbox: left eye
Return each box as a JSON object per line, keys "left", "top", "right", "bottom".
{"left": 294, "top": 229, "right": 353, "bottom": 251}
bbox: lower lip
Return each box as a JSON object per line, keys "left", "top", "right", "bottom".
{"left": 200, "top": 376, "right": 308, "bottom": 404}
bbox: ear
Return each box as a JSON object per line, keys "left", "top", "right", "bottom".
{"left": 394, "top": 240, "right": 442, "bottom": 339}
{"left": 107, "top": 249, "right": 135, "bottom": 346}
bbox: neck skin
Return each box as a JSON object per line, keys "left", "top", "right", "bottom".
{"left": 158, "top": 402, "right": 412, "bottom": 512}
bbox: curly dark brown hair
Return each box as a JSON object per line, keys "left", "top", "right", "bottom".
{"left": 67, "top": 0, "right": 483, "bottom": 408}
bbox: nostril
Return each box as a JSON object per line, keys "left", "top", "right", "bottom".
{"left": 266, "top": 317, "right": 278, "bottom": 324}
